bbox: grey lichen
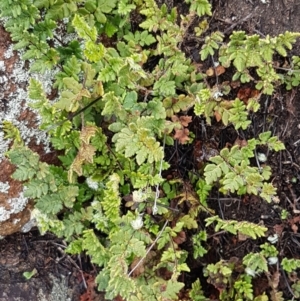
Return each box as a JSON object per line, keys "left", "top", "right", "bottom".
{"left": 0, "top": 192, "right": 29, "bottom": 222}
{"left": 0, "top": 181, "right": 10, "bottom": 194}
{"left": 37, "top": 274, "right": 72, "bottom": 301}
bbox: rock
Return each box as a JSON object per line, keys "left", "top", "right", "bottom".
{"left": 0, "top": 24, "right": 56, "bottom": 237}
{"left": 0, "top": 159, "right": 33, "bottom": 236}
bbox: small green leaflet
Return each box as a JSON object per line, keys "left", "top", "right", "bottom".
{"left": 23, "top": 269, "right": 37, "bottom": 280}
{"left": 72, "top": 14, "right": 97, "bottom": 41}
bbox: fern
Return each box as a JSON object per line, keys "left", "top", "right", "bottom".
{"left": 219, "top": 31, "right": 300, "bottom": 94}
{"left": 284, "top": 56, "right": 300, "bottom": 90}
{"left": 185, "top": 0, "right": 212, "bottom": 17}
{"left": 243, "top": 252, "right": 268, "bottom": 274}
{"left": 101, "top": 173, "right": 121, "bottom": 225}
{"left": 281, "top": 258, "right": 300, "bottom": 273}
{"left": 112, "top": 119, "right": 164, "bottom": 165}
{"left": 205, "top": 216, "right": 267, "bottom": 239}
{"left": 54, "top": 77, "right": 91, "bottom": 112}
{"left": 200, "top": 31, "right": 224, "bottom": 60}
{"left": 233, "top": 275, "right": 254, "bottom": 300}
{"left": 189, "top": 279, "right": 209, "bottom": 301}
{"left": 203, "top": 136, "right": 283, "bottom": 202}
{"left": 81, "top": 229, "right": 110, "bottom": 266}
{"left": 196, "top": 179, "right": 212, "bottom": 207}
{"left": 192, "top": 230, "right": 208, "bottom": 259}
{"left": 123, "top": 30, "right": 156, "bottom": 47}
{"left": 2, "top": 0, "right": 298, "bottom": 299}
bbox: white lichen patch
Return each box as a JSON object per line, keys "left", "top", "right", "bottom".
{"left": 21, "top": 218, "right": 36, "bottom": 233}
{"left": 0, "top": 47, "right": 53, "bottom": 156}
{"left": 37, "top": 274, "right": 71, "bottom": 301}
{"left": 0, "top": 206, "right": 10, "bottom": 222}
{"left": 4, "top": 44, "right": 14, "bottom": 59}
{"left": 0, "top": 181, "right": 10, "bottom": 193}
{"left": 31, "top": 67, "right": 60, "bottom": 95}
{"left": 86, "top": 177, "right": 99, "bottom": 190}
{"left": 0, "top": 132, "right": 10, "bottom": 161}
{"left": 0, "top": 192, "right": 29, "bottom": 222}
{"left": 13, "top": 218, "right": 20, "bottom": 225}
{"left": 0, "top": 60, "right": 5, "bottom": 70}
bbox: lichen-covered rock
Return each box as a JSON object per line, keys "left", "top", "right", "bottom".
{"left": 0, "top": 159, "right": 33, "bottom": 236}
{"left": 0, "top": 25, "right": 53, "bottom": 236}
{"left": 0, "top": 16, "right": 79, "bottom": 236}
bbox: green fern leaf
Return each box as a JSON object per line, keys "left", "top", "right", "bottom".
{"left": 161, "top": 280, "right": 185, "bottom": 300}
{"left": 243, "top": 253, "right": 268, "bottom": 273}
{"left": 118, "top": 0, "right": 136, "bottom": 15}
{"left": 112, "top": 122, "right": 163, "bottom": 165}
{"left": 163, "top": 95, "right": 194, "bottom": 117}
{"left": 222, "top": 172, "right": 244, "bottom": 192}
{"left": 186, "top": 0, "right": 212, "bottom": 17}
{"left": 24, "top": 182, "right": 49, "bottom": 198}
{"left": 72, "top": 14, "right": 97, "bottom": 41}
{"left": 281, "top": 258, "right": 300, "bottom": 272}
{"left": 189, "top": 279, "right": 209, "bottom": 301}
{"left": 12, "top": 167, "right": 35, "bottom": 181}
{"left": 101, "top": 173, "right": 121, "bottom": 223}
{"left": 28, "top": 79, "right": 48, "bottom": 102}
{"left": 237, "top": 221, "right": 267, "bottom": 239}
{"left": 204, "top": 164, "right": 223, "bottom": 184}
{"left": 260, "top": 183, "right": 277, "bottom": 203}
{"left": 180, "top": 215, "right": 198, "bottom": 229}
{"left": 196, "top": 179, "right": 212, "bottom": 207}
{"left": 153, "top": 79, "right": 176, "bottom": 97}
{"left": 97, "top": 0, "right": 117, "bottom": 13}
{"left": 45, "top": 0, "right": 78, "bottom": 20}
{"left": 63, "top": 212, "right": 85, "bottom": 238}
{"left": 54, "top": 77, "right": 91, "bottom": 112}
{"left": 102, "top": 92, "right": 126, "bottom": 120}
{"left": 36, "top": 194, "right": 63, "bottom": 215}
{"left": 146, "top": 99, "right": 166, "bottom": 119}
{"left": 84, "top": 40, "right": 106, "bottom": 62}
{"left": 82, "top": 229, "right": 109, "bottom": 266}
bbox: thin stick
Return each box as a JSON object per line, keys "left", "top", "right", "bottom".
{"left": 46, "top": 95, "right": 102, "bottom": 132}
{"left": 152, "top": 133, "right": 166, "bottom": 214}
{"left": 56, "top": 246, "right": 88, "bottom": 290}
{"left": 128, "top": 220, "right": 169, "bottom": 277}
{"left": 223, "top": 7, "right": 258, "bottom": 35}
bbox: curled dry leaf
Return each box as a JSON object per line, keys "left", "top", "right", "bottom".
{"left": 269, "top": 270, "right": 280, "bottom": 289}
{"left": 230, "top": 80, "right": 241, "bottom": 89}
{"left": 173, "top": 230, "right": 186, "bottom": 245}
{"left": 238, "top": 232, "right": 251, "bottom": 242}
{"left": 273, "top": 224, "right": 284, "bottom": 236}
{"left": 291, "top": 223, "right": 298, "bottom": 233}
{"left": 288, "top": 215, "right": 300, "bottom": 234}
{"left": 237, "top": 87, "right": 260, "bottom": 104}
{"left": 171, "top": 115, "right": 192, "bottom": 127}
{"left": 234, "top": 137, "right": 248, "bottom": 148}
{"left": 206, "top": 67, "right": 214, "bottom": 77}
{"left": 171, "top": 115, "right": 179, "bottom": 123}
{"left": 179, "top": 115, "right": 192, "bottom": 127}
{"left": 214, "top": 111, "right": 222, "bottom": 122}
{"left": 130, "top": 257, "right": 145, "bottom": 277}
{"left": 174, "top": 128, "right": 190, "bottom": 144}
{"left": 206, "top": 65, "right": 226, "bottom": 77}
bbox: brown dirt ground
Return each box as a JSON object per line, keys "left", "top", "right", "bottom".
{"left": 1, "top": 0, "right": 300, "bottom": 300}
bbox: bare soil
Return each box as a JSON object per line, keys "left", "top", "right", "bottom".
{"left": 1, "top": 0, "right": 300, "bottom": 300}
